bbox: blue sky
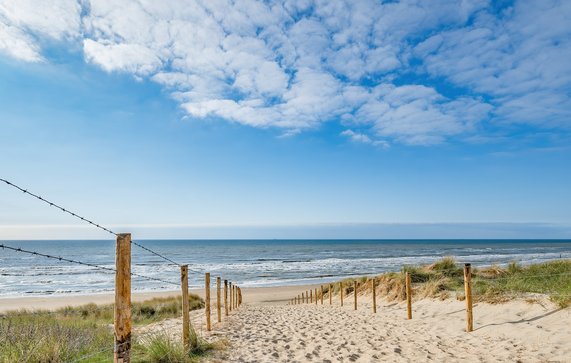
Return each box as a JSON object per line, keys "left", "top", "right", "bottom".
{"left": 0, "top": 0, "right": 570, "bottom": 239}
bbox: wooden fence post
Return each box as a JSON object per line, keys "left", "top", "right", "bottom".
{"left": 310, "top": 289, "right": 313, "bottom": 303}
{"left": 405, "top": 272, "right": 412, "bottom": 319}
{"left": 205, "top": 273, "right": 211, "bottom": 331}
{"left": 216, "top": 277, "right": 221, "bottom": 323}
{"left": 320, "top": 285, "right": 324, "bottom": 305}
{"left": 306, "top": 290, "right": 309, "bottom": 303}
{"left": 229, "top": 282, "right": 233, "bottom": 312}
{"left": 372, "top": 278, "right": 377, "bottom": 314}
{"left": 180, "top": 265, "right": 190, "bottom": 351}
{"left": 302, "top": 292, "right": 304, "bottom": 304}
{"left": 114, "top": 233, "right": 131, "bottom": 363}
{"left": 354, "top": 280, "right": 358, "bottom": 310}
{"left": 464, "top": 264, "right": 473, "bottom": 332}
{"left": 329, "top": 284, "right": 332, "bottom": 305}
{"left": 340, "top": 282, "right": 343, "bottom": 307}
{"left": 224, "top": 280, "right": 229, "bottom": 316}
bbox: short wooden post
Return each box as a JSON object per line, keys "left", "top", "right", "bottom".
{"left": 464, "top": 263, "right": 473, "bottom": 332}
{"left": 310, "top": 289, "right": 313, "bottom": 303}
{"left": 329, "top": 284, "right": 332, "bottom": 305}
{"left": 229, "top": 282, "right": 233, "bottom": 312}
{"left": 320, "top": 285, "right": 324, "bottom": 305}
{"left": 340, "top": 282, "right": 344, "bottom": 306}
{"left": 205, "top": 273, "right": 211, "bottom": 331}
{"left": 354, "top": 280, "right": 358, "bottom": 310}
{"left": 405, "top": 272, "right": 412, "bottom": 319}
{"left": 216, "top": 277, "right": 221, "bottom": 322}
{"left": 302, "top": 292, "right": 304, "bottom": 304}
{"left": 114, "top": 233, "right": 132, "bottom": 363}
{"left": 372, "top": 278, "right": 377, "bottom": 314}
{"left": 224, "top": 280, "right": 229, "bottom": 316}
{"left": 181, "top": 265, "right": 190, "bottom": 350}
{"left": 315, "top": 288, "right": 318, "bottom": 305}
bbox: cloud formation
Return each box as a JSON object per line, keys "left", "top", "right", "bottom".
{"left": 0, "top": 0, "right": 569, "bottom": 145}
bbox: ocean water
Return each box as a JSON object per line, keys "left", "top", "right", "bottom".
{"left": 1, "top": 239, "right": 570, "bottom": 297}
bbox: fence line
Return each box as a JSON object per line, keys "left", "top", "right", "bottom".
{"left": 1, "top": 178, "right": 246, "bottom": 362}
{"left": 286, "top": 263, "right": 570, "bottom": 333}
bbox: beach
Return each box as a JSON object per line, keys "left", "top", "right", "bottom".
{"left": 4, "top": 283, "right": 568, "bottom": 362}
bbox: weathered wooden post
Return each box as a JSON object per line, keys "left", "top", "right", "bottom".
{"left": 224, "top": 280, "right": 229, "bottom": 316}
{"left": 205, "top": 273, "right": 211, "bottom": 331}
{"left": 310, "top": 289, "right": 313, "bottom": 303}
{"left": 329, "top": 284, "right": 332, "bottom": 305}
{"left": 302, "top": 292, "right": 305, "bottom": 304}
{"left": 354, "top": 280, "right": 358, "bottom": 310}
{"left": 315, "top": 288, "right": 318, "bottom": 305}
{"left": 320, "top": 285, "right": 324, "bottom": 305}
{"left": 306, "top": 290, "right": 309, "bottom": 303}
{"left": 372, "top": 278, "right": 377, "bottom": 314}
{"left": 405, "top": 272, "right": 412, "bottom": 319}
{"left": 216, "top": 277, "right": 221, "bottom": 322}
{"left": 114, "top": 233, "right": 131, "bottom": 363}
{"left": 229, "top": 282, "right": 233, "bottom": 312}
{"left": 181, "top": 265, "right": 190, "bottom": 351}
{"left": 340, "top": 282, "right": 344, "bottom": 306}
{"left": 464, "top": 264, "right": 473, "bottom": 332}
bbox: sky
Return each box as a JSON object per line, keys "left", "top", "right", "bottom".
{"left": 0, "top": 0, "right": 570, "bottom": 239}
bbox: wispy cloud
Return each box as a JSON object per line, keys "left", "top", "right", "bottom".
{"left": 0, "top": 0, "right": 569, "bottom": 145}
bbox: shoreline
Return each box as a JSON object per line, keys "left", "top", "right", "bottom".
{"left": 0, "top": 283, "right": 322, "bottom": 312}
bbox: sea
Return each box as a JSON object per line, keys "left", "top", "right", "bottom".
{"left": 1, "top": 239, "right": 570, "bottom": 297}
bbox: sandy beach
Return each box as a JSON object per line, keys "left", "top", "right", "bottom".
{"left": 0, "top": 284, "right": 322, "bottom": 312}
{"left": 2, "top": 284, "right": 569, "bottom": 362}
{"left": 209, "top": 291, "right": 571, "bottom": 362}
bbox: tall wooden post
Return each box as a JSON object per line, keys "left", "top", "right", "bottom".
{"left": 354, "top": 281, "right": 358, "bottom": 310}
{"left": 114, "top": 233, "right": 131, "bottom": 363}
{"left": 216, "top": 277, "right": 221, "bottom": 322}
{"left": 302, "top": 292, "right": 304, "bottom": 304}
{"left": 310, "top": 289, "right": 313, "bottom": 303}
{"left": 229, "top": 282, "right": 233, "bottom": 312}
{"left": 405, "top": 272, "right": 412, "bottom": 319}
{"left": 372, "top": 278, "right": 377, "bottom": 314}
{"left": 306, "top": 290, "right": 309, "bottom": 303}
{"left": 180, "top": 265, "right": 190, "bottom": 351}
{"left": 224, "top": 280, "right": 229, "bottom": 316}
{"left": 340, "top": 282, "right": 344, "bottom": 306}
{"left": 329, "top": 284, "right": 332, "bottom": 305}
{"left": 205, "top": 273, "right": 211, "bottom": 331}
{"left": 464, "top": 264, "right": 474, "bottom": 332}
{"left": 239, "top": 287, "right": 242, "bottom": 306}
{"left": 320, "top": 285, "right": 324, "bottom": 305}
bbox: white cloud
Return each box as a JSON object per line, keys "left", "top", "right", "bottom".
{"left": 415, "top": 0, "right": 571, "bottom": 127}
{"left": 0, "top": 0, "right": 80, "bottom": 61}
{"left": 341, "top": 129, "right": 389, "bottom": 148}
{"left": 0, "top": 22, "right": 42, "bottom": 61}
{"left": 0, "top": 0, "right": 568, "bottom": 146}
{"left": 83, "top": 39, "right": 162, "bottom": 75}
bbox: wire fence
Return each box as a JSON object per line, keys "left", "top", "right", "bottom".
{"left": 0, "top": 177, "right": 246, "bottom": 362}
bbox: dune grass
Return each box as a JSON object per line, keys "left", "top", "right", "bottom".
{"left": 0, "top": 294, "right": 206, "bottom": 362}
{"left": 332, "top": 258, "right": 571, "bottom": 307}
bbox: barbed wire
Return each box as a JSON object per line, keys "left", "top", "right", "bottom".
{"left": 1, "top": 178, "right": 185, "bottom": 269}
{"left": 131, "top": 240, "right": 181, "bottom": 267}
{"left": 0, "top": 178, "right": 116, "bottom": 236}
{"left": 0, "top": 243, "right": 179, "bottom": 287}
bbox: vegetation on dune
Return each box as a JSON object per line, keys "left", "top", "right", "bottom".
{"left": 332, "top": 258, "right": 571, "bottom": 308}
{"left": 0, "top": 294, "right": 210, "bottom": 363}
{"left": 133, "top": 332, "right": 226, "bottom": 363}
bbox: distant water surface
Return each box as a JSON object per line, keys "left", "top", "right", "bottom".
{"left": 1, "top": 239, "right": 570, "bottom": 296}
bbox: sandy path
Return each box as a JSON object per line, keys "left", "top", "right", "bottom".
{"left": 206, "top": 294, "right": 570, "bottom": 362}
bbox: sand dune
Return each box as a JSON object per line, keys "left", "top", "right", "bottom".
{"left": 206, "top": 293, "right": 570, "bottom": 362}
